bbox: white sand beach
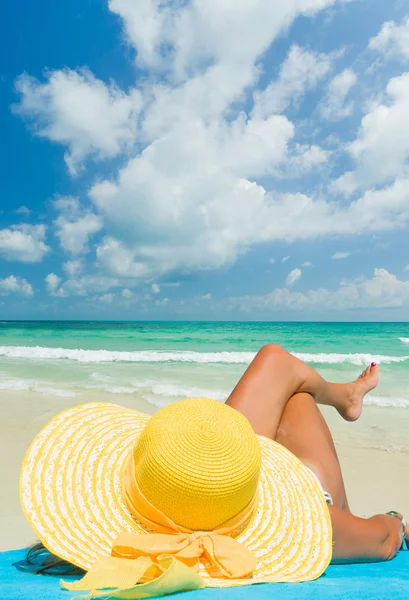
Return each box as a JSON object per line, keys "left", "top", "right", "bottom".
{"left": 1, "top": 389, "right": 408, "bottom": 553}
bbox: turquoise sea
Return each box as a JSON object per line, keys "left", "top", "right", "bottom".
{"left": 1, "top": 321, "right": 409, "bottom": 410}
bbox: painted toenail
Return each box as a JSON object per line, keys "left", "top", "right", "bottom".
{"left": 371, "top": 362, "right": 377, "bottom": 367}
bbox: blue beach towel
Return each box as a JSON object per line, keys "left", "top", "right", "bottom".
{"left": 2, "top": 548, "right": 408, "bottom": 600}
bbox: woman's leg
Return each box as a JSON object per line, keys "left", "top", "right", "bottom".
{"left": 226, "top": 344, "right": 378, "bottom": 439}
{"left": 227, "top": 351, "right": 406, "bottom": 562}
{"left": 274, "top": 393, "right": 406, "bottom": 562}
{"left": 275, "top": 392, "right": 350, "bottom": 511}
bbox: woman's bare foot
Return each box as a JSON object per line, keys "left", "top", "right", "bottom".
{"left": 338, "top": 363, "right": 379, "bottom": 422}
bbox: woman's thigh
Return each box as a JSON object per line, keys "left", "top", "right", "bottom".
{"left": 274, "top": 393, "right": 350, "bottom": 511}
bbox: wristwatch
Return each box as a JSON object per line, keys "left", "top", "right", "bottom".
{"left": 386, "top": 511, "right": 407, "bottom": 549}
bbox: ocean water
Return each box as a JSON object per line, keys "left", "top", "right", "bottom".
{"left": 1, "top": 321, "right": 409, "bottom": 411}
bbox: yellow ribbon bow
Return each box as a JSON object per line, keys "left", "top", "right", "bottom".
{"left": 62, "top": 457, "right": 257, "bottom": 598}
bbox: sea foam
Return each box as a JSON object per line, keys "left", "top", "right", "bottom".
{"left": 0, "top": 368, "right": 407, "bottom": 409}
{"left": 0, "top": 345, "right": 408, "bottom": 365}
{"left": 364, "top": 395, "right": 409, "bottom": 408}
{"left": 0, "top": 376, "right": 77, "bottom": 397}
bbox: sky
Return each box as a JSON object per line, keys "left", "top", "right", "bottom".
{"left": 1, "top": 0, "right": 409, "bottom": 321}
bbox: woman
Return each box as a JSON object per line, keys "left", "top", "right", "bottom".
{"left": 226, "top": 344, "right": 407, "bottom": 561}
{"left": 24, "top": 344, "right": 407, "bottom": 577}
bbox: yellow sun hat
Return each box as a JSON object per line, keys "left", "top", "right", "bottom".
{"left": 20, "top": 398, "right": 332, "bottom": 598}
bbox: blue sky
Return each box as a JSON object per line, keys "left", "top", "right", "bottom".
{"left": 1, "top": 0, "right": 409, "bottom": 320}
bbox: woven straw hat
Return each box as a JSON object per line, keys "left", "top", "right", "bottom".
{"left": 21, "top": 398, "right": 332, "bottom": 596}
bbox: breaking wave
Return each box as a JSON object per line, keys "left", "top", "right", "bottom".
{"left": 0, "top": 345, "right": 408, "bottom": 366}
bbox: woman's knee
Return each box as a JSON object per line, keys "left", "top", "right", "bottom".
{"left": 257, "top": 343, "right": 285, "bottom": 359}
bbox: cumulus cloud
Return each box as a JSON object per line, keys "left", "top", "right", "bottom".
{"left": 332, "top": 73, "right": 409, "bottom": 195}
{"left": 68, "top": 276, "right": 120, "bottom": 296}
{"left": 369, "top": 16, "right": 409, "bottom": 62}
{"left": 14, "top": 69, "right": 142, "bottom": 174}
{"left": 283, "top": 144, "right": 330, "bottom": 176}
{"left": 54, "top": 197, "right": 103, "bottom": 255}
{"left": 0, "top": 224, "right": 50, "bottom": 263}
{"left": 16, "top": 0, "right": 387, "bottom": 283}
{"left": 109, "top": 0, "right": 342, "bottom": 80}
{"left": 230, "top": 269, "right": 409, "bottom": 312}
{"left": 96, "top": 237, "right": 150, "bottom": 277}
{"left": 0, "top": 275, "right": 34, "bottom": 297}
{"left": 47, "top": 275, "right": 121, "bottom": 298}
{"left": 276, "top": 178, "right": 409, "bottom": 238}
{"left": 286, "top": 268, "right": 302, "bottom": 286}
{"left": 45, "top": 273, "right": 62, "bottom": 293}
{"left": 63, "top": 259, "right": 83, "bottom": 277}
{"left": 332, "top": 251, "right": 351, "bottom": 260}
{"left": 320, "top": 68, "right": 357, "bottom": 120}
{"left": 253, "top": 45, "right": 332, "bottom": 119}
{"left": 301, "top": 261, "right": 313, "bottom": 267}
{"left": 90, "top": 141, "right": 298, "bottom": 276}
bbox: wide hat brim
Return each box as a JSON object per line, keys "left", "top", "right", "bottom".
{"left": 21, "top": 401, "right": 332, "bottom": 586}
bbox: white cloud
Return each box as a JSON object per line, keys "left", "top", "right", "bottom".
{"left": 332, "top": 251, "right": 351, "bottom": 260}
{"left": 89, "top": 128, "right": 299, "bottom": 276}
{"left": 99, "top": 293, "right": 114, "bottom": 304}
{"left": 16, "top": 0, "right": 342, "bottom": 164}
{"left": 286, "top": 267, "right": 302, "bottom": 286}
{"left": 323, "top": 134, "right": 341, "bottom": 147}
{"left": 45, "top": 273, "right": 62, "bottom": 293}
{"left": 121, "top": 288, "right": 134, "bottom": 298}
{"left": 0, "top": 275, "right": 34, "bottom": 297}
{"left": 15, "top": 206, "right": 32, "bottom": 217}
{"left": 15, "top": 0, "right": 379, "bottom": 282}
{"left": 269, "top": 178, "right": 409, "bottom": 238}
{"left": 405, "top": 264, "right": 409, "bottom": 271}
{"left": 63, "top": 259, "right": 83, "bottom": 277}
{"left": 268, "top": 257, "right": 276, "bottom": 264}
{"left": 332, "top": 73, "right": 409, "bottom": 195}
{"left": 283, "top": 143, "right": 330, "bottom": 176}
{"left": 14, "top": 69, "right": 142, "bottom": 175}
{"left": 320, "top": 68, "right": 357, "bottom": 120}
{"left": 301, "top": 261, "right": 313, "bottom": 267}
{"left": 253, "top": 45, "right": 332, "bottom": 119}
{"left": 109, "top": 0, "right": 343, "bottom": 81}
{"left": 54, "top": 197, "right": 103, "bottom": 255}
{"left": 51, "top": 275, "right": 120, "bottom": 298}
{"left": 152, "top": 283, "right": 160, "bottom": 294}
{"left": 282, "top": 256, "right": 291, "bottom": 263}
{"left": 230, "top": 269, "right": 409, "bottom": 312}
{"left": 369, "top": 16, "right": 409, "bottom": 62}
{"left": 0, "top": 224, "right": 49, "bottom": 263}
{"left": 96, "top": 237, "right": 150, "bottom": 277}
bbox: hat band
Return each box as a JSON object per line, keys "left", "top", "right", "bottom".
{"left": 123, "top": 454, "right": 258, "bottom": 539}
{"left": 62, "top": 455, "right": 258, "bottom": 597}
